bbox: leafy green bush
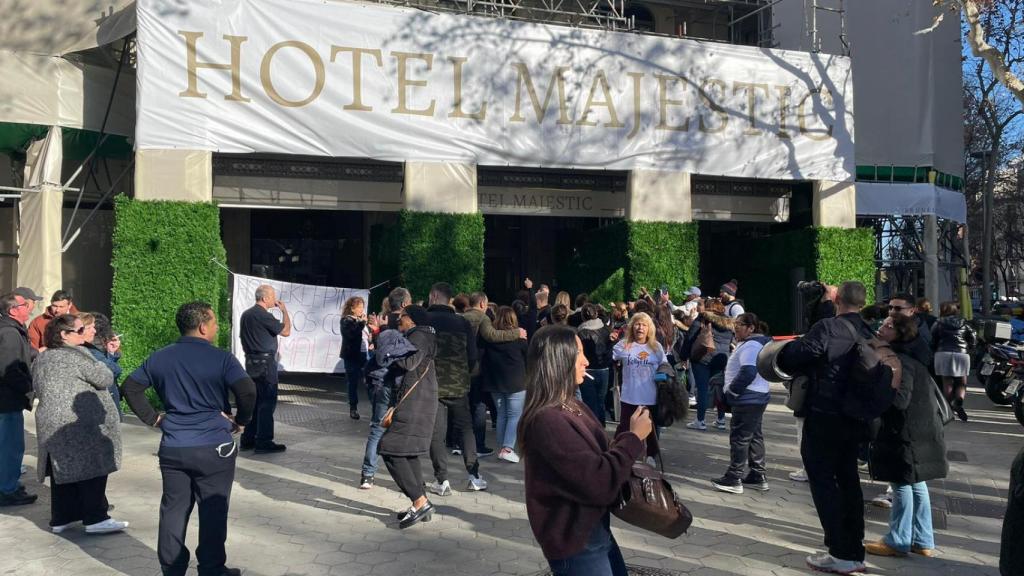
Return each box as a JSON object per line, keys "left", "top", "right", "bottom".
{"left": 815, "top": 227, "right": 876, "bottom": 304}
{"left": 588, "top": 268, "right": 626, "bottom": 306}
{"left": 399, "top": 211, "right": 484, "bottom": 300}
{"left": 111, "top": 196, "right": 230, "bottom": 409}
{"left": 625, "top": 221, "right": 699, "bottom": 300}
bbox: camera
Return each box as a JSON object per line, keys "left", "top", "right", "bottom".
{"left": 797, "top": 280, "right": 826, "bottom": 301}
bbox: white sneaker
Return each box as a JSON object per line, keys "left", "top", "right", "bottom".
{"left": 688, "top": 395, "right": 697, "bottom": 407}
{"left": 713, "top": 418, "right": 727, "bottom": 430}
{"left": 426, "top": 480, "right": 452, "bottom": 496}
{"left": 51, "top": 522, "right": 75, "bottom": 534}
{"left": 686, "top": 420, "right": 707, "bottom": 431}
{"left": 872, "top": 490, "right": 893, "bottom": 509}
{"left": 789, "top": 469, "right": 808, "bottom": 482}
{"left": 466, "top": 474, "right": 488, "bottom": 491}
{"left": 498, "top": 449, "right": 520, "bottom": 463}
{"left": 805, "top": 552, "right": 866, "bottom": 574}
{"left": 85, "top": 518, "right": 129, "bottom": 534}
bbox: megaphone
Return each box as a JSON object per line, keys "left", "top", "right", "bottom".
{"left": 757, "top": 339, "right": 794, "bottom": 383}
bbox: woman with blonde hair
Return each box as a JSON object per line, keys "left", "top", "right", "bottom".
{"left": 340, "top": 296, "right": 379, "bottom": 420}
{"left": 612, "top": 312, "right": 668, "bottom": 463}
{"left": 554, "top": 291, "right": 571, "bottom": 310}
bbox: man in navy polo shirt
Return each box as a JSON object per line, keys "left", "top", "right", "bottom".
{"left": 238, "top": 284, "right": 291, "bottom": 454}
{"left": 124, "top": 301, "right": 256, "bottom": 576}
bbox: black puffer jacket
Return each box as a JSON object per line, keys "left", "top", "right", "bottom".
{"left": 379, "top": 326, "right": 438, "bottom": 457}
{"left": 931, "top": 316, "right": 977, "bottom": 354}
{"left": 869, "top": 351, "right": 948, "bottom": 484}
{"left": 1002, "top": 445, "right": 1024, "bottom": 576}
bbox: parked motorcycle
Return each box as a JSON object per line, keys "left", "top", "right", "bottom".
{"left": 981, "top": 342, "right": 1024, "bottom": 426}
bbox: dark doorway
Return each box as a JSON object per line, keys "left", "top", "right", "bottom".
{"left": 249, "top": 210, "right": 366, "bottom": 288}
{"left": 483, "top": 215, "right": 614, "bottom": 303}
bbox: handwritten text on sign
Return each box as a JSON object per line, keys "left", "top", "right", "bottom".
{"left": 230, "top": 273, "right": 369, "bottom": 373}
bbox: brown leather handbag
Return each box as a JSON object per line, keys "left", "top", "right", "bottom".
{"left": 381, "top": 369, "right": 427, "bottom": 429}
{"left": 612, "top": 449, "right": 693, "bottom": 538}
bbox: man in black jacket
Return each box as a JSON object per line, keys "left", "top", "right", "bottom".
{"left": 425, "top": 282, "right": 487, "bottom": 495}
{"left": 1003, "top": 445, "right": 1024, "bottom": 576}
{"left": 124, "top": 301, "right": 256, "bottom": 576}
{"left": 0, "top": 292, "right": 37, "bottom": 507}
{"left": 777, "top": 281, "right": 872, "bottom": 574}
{"left": 888, "top": 293, "right": 933, "bottom": 369}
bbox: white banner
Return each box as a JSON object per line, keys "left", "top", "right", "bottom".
{"left": 136, "top": 0, "right": 854, "bottom": 180}
{"left": 230, "top": 273, "right": 369, "bottom": 373}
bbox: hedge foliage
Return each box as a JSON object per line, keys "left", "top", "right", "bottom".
{"left": 563, "top": 222, "right": 627, "bottom": 302}
{"left": 815, "top": 227, "right": 877, "bottom": 304}
{"left": 399, "top": 211, "right": 485, "bottom": 300}
{"left": 625, "top": 221, "right": 700, "bottom": 301}
{"left": 111, "top": 196, "right": 230, "bottom": 401}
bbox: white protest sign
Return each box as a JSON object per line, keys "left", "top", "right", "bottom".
{"left": 230, "top": 273, "right": 369, "bottom": 373}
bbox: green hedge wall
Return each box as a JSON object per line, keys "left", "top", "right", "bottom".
{"left": 625, "top": 221, "right": 699, "bottom": 301}
{"left": 815, "top": 227, "right": 876, "bottom": 304}
{"left": 399, "top": 211, "right": 485, "bottom": 300}
{"left": 563, "top": 221, "right": 628, "bottom": 302}
{"left": 111, "top": 196, "right": 230, "bottom": 406}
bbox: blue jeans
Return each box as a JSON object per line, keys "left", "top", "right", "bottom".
{"left": 344, "top": 355, "right": 368, "bottom": 411}
{"left": 580, "top": 368, "right": 609, "bottom": 426}
{"left": 490, "top": 391, "right": 526, "bottom": 451}
{"left": 692, "top": 362, "right": 725, "bottom": 423}
{"left": 884, "top": 481, "right": 935, "bottom": 552}
{"left": 0, "top": 411, "right": 25, "bottom": 494}
{"left": 547, "top": 514, "right": 627, "bottom": 576}
{"left": 361, "top": 383, "right": 392, "bottom": 477}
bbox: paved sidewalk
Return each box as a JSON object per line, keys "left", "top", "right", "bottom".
{"left": 0, "top": 375, "right": 1014, "bottom": 576}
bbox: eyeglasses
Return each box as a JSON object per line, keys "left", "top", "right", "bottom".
{"left": 62, "top": 326, "right": 86, "bottom": 335}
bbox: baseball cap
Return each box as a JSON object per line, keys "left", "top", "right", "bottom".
{"left": 685, "top": 287, "right": 701, "bottom": 297}
{"left": 13, "top": 287, "right": 42, "bottom": 301}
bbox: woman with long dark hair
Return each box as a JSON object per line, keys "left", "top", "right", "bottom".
{"left": 518, "top": 325, "right": 652, "bottom": 576}
{"left": 931, "top": 301, "right": 975, "bottom": 421}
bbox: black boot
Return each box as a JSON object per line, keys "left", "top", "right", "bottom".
{"left": 952, "top": 398, "right": 968, "bottom": 422}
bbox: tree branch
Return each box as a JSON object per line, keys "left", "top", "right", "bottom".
{"left": 963, "top": 0, "right": 1024, "bottom": 108}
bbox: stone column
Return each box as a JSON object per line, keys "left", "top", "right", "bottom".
{"left": 812, "top": 180, "right": 856, "bottom": 229}
{"left": 399, "top": 161, "right": 483, "bottom": 297}
{"left": 134, "top": 149, "right": 213, "bottom": 202}
{"left": 623, "top": 169, "right": 698, "bottom": 299}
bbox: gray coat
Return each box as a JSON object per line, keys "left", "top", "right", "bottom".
{"left": 32, "top": 345, "right": 119, "bottom": 485}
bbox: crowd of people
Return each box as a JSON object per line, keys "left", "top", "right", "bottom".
{"left": 0, "top": 277, "right": 1021, "bottom": 576}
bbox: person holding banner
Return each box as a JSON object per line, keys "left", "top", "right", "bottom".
{"left": 239, "top": 285, "right": 291, "bottom": 454}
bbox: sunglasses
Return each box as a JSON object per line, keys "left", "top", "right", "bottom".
{"left": 62, "top": 326, "right": 86, "bottom": 335}
{"left": 888, "top": 305, "right": 910, "bottom": 311}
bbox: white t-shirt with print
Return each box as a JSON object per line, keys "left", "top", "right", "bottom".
{"left": 612, "top": 340, "right": 667, "bottom": 406}
{"left": 723, "top": 339, "right": 770, "bottom": 396}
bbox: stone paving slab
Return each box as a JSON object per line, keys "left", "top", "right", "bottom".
{"left": 0, "top": 376, "right": 1013, "bottom": 576}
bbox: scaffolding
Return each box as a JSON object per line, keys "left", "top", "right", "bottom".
{"left": 863, "top": 215, "right": 968, "bottom": 302}
{"left": 373, "top": 0, "right": 778, "bottom": 45}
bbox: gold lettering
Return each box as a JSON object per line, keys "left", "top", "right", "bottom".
{"left": 330, "top": 46, "right": 383, "bottom": 111}
{"left": 733, "top": 81, "right": 769, "bottom": 135}
{"left": 178, "top": 31, "right": 249, "bottom": 102}
{"left": 509, "top": 63, "right": 571, "bottom": 124}
{"left": 576, "top": 71, "right": 624, "bottom": 128}
{"left": 654, "top": 74, "right": 689, "bottom": 132}
{"left": 698, "top": 79, "right": 729, "bottom": 133}
{"left": 260, "top": 41, "right": 325, "bottom": 108}
{"left": 391, "top": 52, "right": 436, "bottom": 116}
{"left": 798, "top": 87, "right": 834, "bottom": 141}
{"left": 775, "top": 85, "right": 792, "bottom": 139}
{"left": 627, "top": 72, "right": 644, "bottom": 140}
{"left": 448, "top": 56, "right": 487, "bottom": 121}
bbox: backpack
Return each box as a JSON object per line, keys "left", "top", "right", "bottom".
{"left": 654, "top": 362, "right": 687, "bottom": 427}
{"left": 835, "top": 317, "right": 900, "bottom": 421}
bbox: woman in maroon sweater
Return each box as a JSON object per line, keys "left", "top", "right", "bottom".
{"left": 518, "top": 325, "right": 653, "bottom": 576}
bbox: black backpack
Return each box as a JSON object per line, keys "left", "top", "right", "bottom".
{"left": 835, "top": 318, "right": 900, "bottom": 421}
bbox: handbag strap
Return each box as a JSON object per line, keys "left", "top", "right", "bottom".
{"left": 392, "top": 366, "right": 428, "bottom": 412}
